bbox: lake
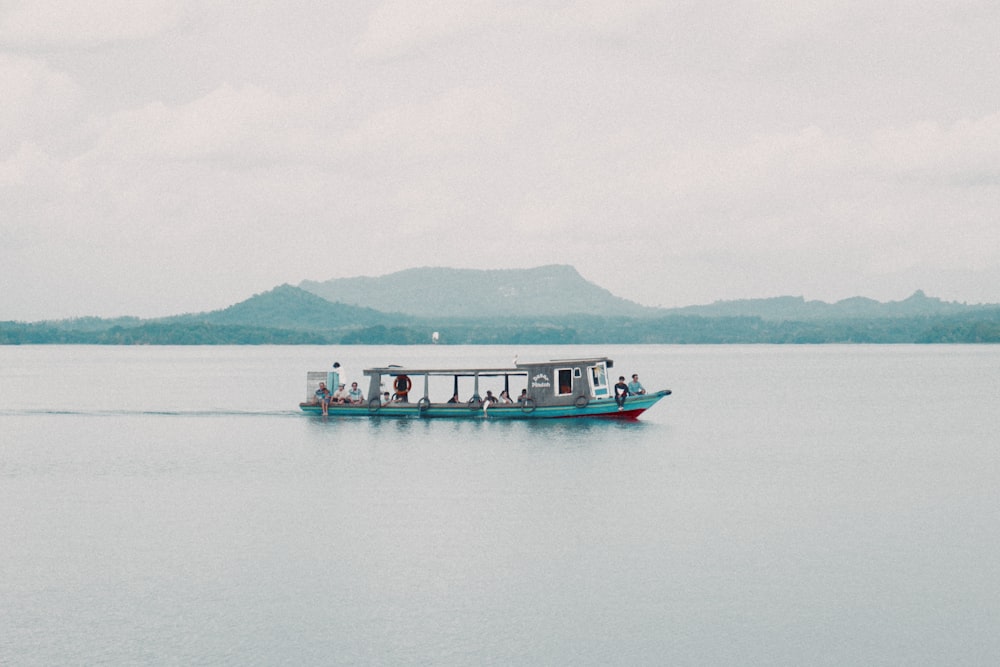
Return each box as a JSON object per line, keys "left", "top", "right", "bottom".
{"left": 2, "top": 345, "right": 999, "bottom": 665}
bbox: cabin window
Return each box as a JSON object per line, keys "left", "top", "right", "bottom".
{"left": 590, "top": 364, "right": 609, "bottom": 397}
{"left": 557, "top": 368, "right": 573, "bottom": 395}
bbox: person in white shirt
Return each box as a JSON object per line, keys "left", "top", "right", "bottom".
{"left": 331, "top": 383, "right": 349, "bottom": 404}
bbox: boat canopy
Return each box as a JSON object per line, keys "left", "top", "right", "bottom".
{"left": 362, "top": 357, "right": 613, "bottom": 377}
{"left": 364, "top": 366, "right": 523, "bottom": 377}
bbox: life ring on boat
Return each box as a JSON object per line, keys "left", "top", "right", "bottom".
{"left": 467, "top": 396, "right": 483, "bottom": 411}
{"left": 574, "top": 395, "right": 590, "bottom": 408}
{"left": 520, "top": 398, "right": 536, "bottom": 414}
{"left": 368, "top": 397, "right": 381, "bottom": 412}
{"left": 417, "top": 396, "right": 431, "bottom": 412}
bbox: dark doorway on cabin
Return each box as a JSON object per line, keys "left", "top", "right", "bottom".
{"left": 557, "top": 368, "right": 573, "bottom": 395}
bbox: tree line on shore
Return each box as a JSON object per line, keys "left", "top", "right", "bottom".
{"left": 4, "top": 310, "right": 1000, "bottom": 345}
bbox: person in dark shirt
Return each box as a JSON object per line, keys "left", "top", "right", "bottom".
{"left": 393, "top": 374, "right": 412, "bottom": 402}
{"left": 614, "top": 376, "right": 630, "bottom": 411}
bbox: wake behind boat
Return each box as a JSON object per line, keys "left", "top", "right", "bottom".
{"left": 299, "top": 356, "right": 670, "bottom": 420}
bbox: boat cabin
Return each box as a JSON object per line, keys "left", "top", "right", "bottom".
{"left": 353, "top": 357, "right": 615, "bottom": 408}
{"left": 306, "top": 357, "right": 615, "bottom": 407}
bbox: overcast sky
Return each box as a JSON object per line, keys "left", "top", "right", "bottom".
{"left": 3, "top": 1, "right": 1000, "bottom": 320}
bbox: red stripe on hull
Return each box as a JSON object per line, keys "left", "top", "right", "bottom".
{"left": 555, "top": 408, "right": 647, "bottom": 420}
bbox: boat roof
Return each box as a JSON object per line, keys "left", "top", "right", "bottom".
{"left": 364, "top": 366, "right": 522, "bottom": 377}
{"left": 363, "top": 357, "right": 613, "bottom": 377}
{"left": 531, "top": 357, "right": 614, "bottom": 366}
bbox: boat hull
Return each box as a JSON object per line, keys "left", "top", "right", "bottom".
{"left": 299, "top": 389, "right": 671, "bottom": 420}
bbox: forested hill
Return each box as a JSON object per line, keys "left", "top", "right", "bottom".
{"left": 162, "top": 284, "right": 404, "bottom": 329}
{"left": 3, "top": 271, "right": 1000, "bottom": 344}
{"left": 300, "top": 265, "right": 655, "bottom": 318}
{"left": 666, "top": 290, "right": 992, "bottom": 321}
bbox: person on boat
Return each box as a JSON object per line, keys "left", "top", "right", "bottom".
{"left": 315, "top": 382, "right": 332, "bottom": 415}
{"left": 516, "top": 389, "right": 529, "bottom": 404}
{"left": 331, "top": 361, "right": 346, "bottom": 387}
{"left": 348, "top": 382, "right": 365, "bottom": 405}
{"left": 627, "top": 374, "right": 646, "bottom": 395}
{"left": 382, "top": 391, "right": 392, "bottom": 405}
{"left": 614, "top": 376, "right": 630, "bottom": 411}
{"left": 331, "top": 383, "right": 349, "bottom": 404}
{"left": 498, "top": 390, "right": 513, "bottom": 404}
{"left": 393, "top": 374, "right": 412, "bottom": 402}
{"left": 482, "top": 390, "right": 499, "bottom": 415}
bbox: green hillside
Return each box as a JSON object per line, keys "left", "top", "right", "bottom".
{"left": 163, "top": 284, "right": 405, "bottom": 330}
{"left": 668, "top": 290, "right": 990, "bottom": 321}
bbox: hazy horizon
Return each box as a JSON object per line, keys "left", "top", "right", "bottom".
{"left": 4, "top": 2, "right": 1000, "bottom": 320}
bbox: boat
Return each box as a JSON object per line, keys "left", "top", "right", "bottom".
{"left": 299, "top": 356, "right": 671, "bottom": 420}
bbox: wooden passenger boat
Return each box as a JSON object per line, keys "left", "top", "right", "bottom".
{"left": 299, "top": 356, "right": 670, "bottom": 420}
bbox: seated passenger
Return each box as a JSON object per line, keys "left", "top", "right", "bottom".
{"left": 382, "top": 391, "right": 392, "bottom": 405}
{"left": 331, "top": 383, "right": 349, "bottom": 404}
{"left": 614, "top": 376, "right": 630, "bottom": 410}
{"left": 628, "top": 374, "right": 646, "bottom": 395}
{"left": 348, "top": 382, "right": 365, "bottom": 405}
{"left": 516, "top": 389, "right": 529, "bottom": 403}
{"left": 498, "top": 390, "right": 513, "bottom": 404}
{"left": 315, "top": 382, "right": 332, "bottom": 415}
{"left": 482, "top": 390, "right": 498, "bottom": 414}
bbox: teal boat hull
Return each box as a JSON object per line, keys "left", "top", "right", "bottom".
{"left": 299, "top": 389, "right": 671, "bottom": 420}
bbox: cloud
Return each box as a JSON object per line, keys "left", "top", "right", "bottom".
{"left": 340, "top": 84, "right": 516, "bottom": 164}
{"left": 0, "top": 54, "right": 83, "bottom": 153}
{"left": 353, "top": 0, "right": 496, "bottom": 60}
{"left": 651, "top": 112, "right": 1000, "bottom": 207}
{"left": 635, "top": 113, "right": 1000, "bottom": 287}
{"left": 0, "top": 0, "right": 190, "bottom": 47}
{"left": 527, "top": 0, "right": 664, "bottom": 38}
{"left": 353, "top": 0, "right": 662, "bottom": 61}
{"left": 0, "top": 141, "right": 60, "bottom": 191}
{"left": 4, "top": 2, "right": 1000, "bottom": 319}
{"left": 868, "top": 113, "right": 1000, "bottom": 184}
{"left": 82, "top": 83, "right": 316, "bottom": 166}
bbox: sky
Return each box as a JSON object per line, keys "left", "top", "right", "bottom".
{"left": 3, "top": 0, "right": 1000, "bottom": 321}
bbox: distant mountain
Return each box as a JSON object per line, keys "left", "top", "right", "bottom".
{"left": 164, "top": 284, "right": 404, "bottom": 330}
{"left": 664, "top": 290, "right": 990, "bottom": 321}
{"left": 6, "top": 267, "right": 1000, "bottom": 345}
{"left": 300, "top": 265, "right": 655, "bottom": 318}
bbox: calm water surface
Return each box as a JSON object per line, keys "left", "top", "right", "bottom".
{"left": 1, "top": 345, "right": 999, "bottom": 666}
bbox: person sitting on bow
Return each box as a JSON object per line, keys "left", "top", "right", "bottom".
{"left": 315, "top": 382, "right": 332, "bottom": 415}
{"left": 627, "top": 374, "right": 646, "bottom": 395}
{"left": 614, "top": 376, "right": 630, "bottom": 411}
